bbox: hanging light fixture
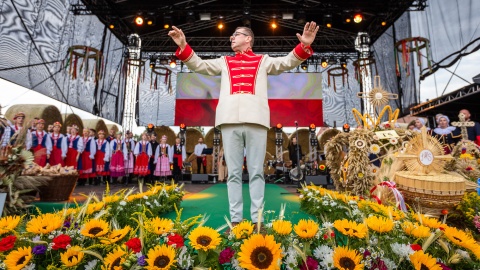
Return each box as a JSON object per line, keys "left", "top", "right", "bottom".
{"left": 169, "top": 59, "right": 177, "bottom": 68}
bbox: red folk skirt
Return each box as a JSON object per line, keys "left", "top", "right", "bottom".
{"left": 65, "top": 148, "right": 79, "bottom": 169}
{"left": 49, "top": 146, "right": 64, "bottom": 166}
{"left": 32, "top": 145, "right": 47, "bottom": 167}
{"left": 174, "top": 154, "right": 183, "bottom": 169}
{"left": 95, "top": 151, "right": 109, "bottom": 176}
{"left": 134, "top": 152, "right": 150, "bottom": 176}
{"left": 79, "top": 151, "right": 94, "bottom": 179}
{"left": 110, "top": 151, "right": 126, "bottom": 177}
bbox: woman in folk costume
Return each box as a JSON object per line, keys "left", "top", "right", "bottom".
{"left": 413, "top": 118, "right": 430, "bottom": 132}
{"left": 94, "top": 130, "right": 111, "bottom": 185}
{"left": 133, "top": 132, "right": 152, "bottom": 177}
{"left": 48, "top": 122, "right": 67, "bottom": 166}
{"left": 78, "top": 128, "right": 96, "bottom": 185}
{"left": 65, "top": 125, "right": 84, "bottom": 169}
{"left": 154, "top": 135, "right": 172, "bottom": 179}
{"left": 172, "top": 137, "right": 186, "bottom": 183}
{"left": 430, "top": 115, "right": 462, "bottom": 154}
{"left": 30, "top": 119, "right": 52, "bottom": 167}
{"left": 124, "top": 130, "right": 136, "bottom": 179}
{"left": 110, "top": 131, "right": 128, "bottom": 182}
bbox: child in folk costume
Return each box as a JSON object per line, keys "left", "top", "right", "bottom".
{"left": 94, "top": 130, "right": 111, "bottom": 185}
{"left": 154, "top": 135, "right": 173, "bottom": 179}
{"left": 78, "top": 128, "right": 96, "bottom": 185}
{"left": 110, "top": 132, "right": 127, "bottom": 183}
{"left": 65, "top": 125, "right": 84, "bottom": 169}
{"left": 133, "top": 132, "right": 152, "bottom": 179}
{"left": 49, "top": 122, "right": 67, "bottom": 166}
{"left": 172, "top": 137, "right": 186, "bottom": 183}
{"left": 30, "top": 119, "right": 52, "bottom": 167}
{"left": 124, "top": 131, "right": 135, "bottom": 183}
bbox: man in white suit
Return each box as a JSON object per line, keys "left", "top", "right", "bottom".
{"left": 169, "top": 22, "right": 319, "bottom": 226}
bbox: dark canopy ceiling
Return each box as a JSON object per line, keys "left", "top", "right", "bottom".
{"left": 74, "top": 0, "right": 420, "bottom": 53}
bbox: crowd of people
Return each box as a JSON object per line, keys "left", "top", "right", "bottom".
{"left": 0, "top": 112, "right": 189, "bottom": 186}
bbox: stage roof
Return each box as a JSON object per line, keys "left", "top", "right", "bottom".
{"left": 75, "top": 0, "right": 418, "bottom": 52}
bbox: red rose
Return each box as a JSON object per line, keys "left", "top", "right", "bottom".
{"left": 441, "top": 209, "right": 448, "bottom": 215}
{"left": 125, "top": 238, "right": 142, "bottom": 253}
{"left": 167, "top": 233, "right": 184, "bottom": 248}
{"left": 410, "top": 244, "right": 422, "bottom": 251}
{"left": 52, "top": 234, "right": 71, "bottom": 250}
{"left": 0, "top": 235, "right": 17, "bottom": 251}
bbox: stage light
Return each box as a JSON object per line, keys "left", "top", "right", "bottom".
{"left": 146, "top": 18, "right": 154, "bottom": 25}
{"left": 309, "top": 123, "right": 316, "bottom": 130}
{"left": 328, "top": 55, "right": 337, "bottom": 65}
{"left": 109, "top": 23, "right": 115, "bottom": 29}
{"left": 343, "top": 123, "right": 350, "bottom": 132}
{"left": 199, "top": 13, "right": 211, "bottom": 21}
{"left": 135, "top": 15, "right": 144, "bottom": 26}
{"left": 301, "top": 63, "right": 308, "bottom": 70}
{"left": 323, "top": 14, "right": 332, "bottom": 28}
{"left": 321, "top": 57, "right": 328, "bottom": 68}
{"left": 149, "top": 55, "right": 157, "bottom": 69}
{"left": 282, "top": 12, "right": 294, "bottom": 20}
{"left": 381, "top": 21, "right": 387, "bottom": 26}
{"left": 163, "top": 15, "right": 172, "bottom": 29}
{"left": 180, "top": 123, "right": 186, "bottom": 131}
{"left": 353, "top": 13, "right": 363, "bottom": 23}
{"left": 271, "top": 19, "right": 278, "bottom": 29}
{"left": 169, "top": 59, "right": 177, "bottom": 68}
{"left": 340, "top": 57, "right": 347, "bottom": 68}
{"left": 217, "top": 16, "right": 225, "bottom": 30}
{"left": 242, "top": 9, "right": 251, "bottom": 27}
{"left": 276, "top": 123, "right": 283, "bottom": 131}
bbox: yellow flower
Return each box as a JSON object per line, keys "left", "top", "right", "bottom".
{"left": 294, "top": 219, "right": 319, "bottom": 239}
{"left": 101, "top": 226, "right": 132, "bottom": 244}
{"left": 333, "top": 219, "right": 368, "bottom": 239}
{"left": 188, "top": 226, "right": 221, "bottom": 251}
{"left": 145, "top": 245, "right": 176, "bottom": 270}
{"left": 81, "top": 219, "right": 109, "bottom": 238}
{"left": 64, "top": 208, "right": 78, "bottom": 216}
{"left": 402, "top": 221, "right": 431, "bottom": 239}
{"left": 0, "top": 216, "right": 21, "bottom": 235}
{"left": 365, "top": 215, "right": 394, "bottom": 233}
{"left": 86, "top": 202, "right": 105, "bottom": 215}
{"left": 4, "top": 246, "right": 32, "bottom": 270}
{"left": 103, "top": 247, "right": 127, "bottom": 270}
{"left": 103, "top": 195, "right": 121, "bottom": 204}
{"left": 333, "top": 246, "right": 363, "bottom": 270}
{"left": 232, "top": 220, "right": 254, "bottom": 239}
{"left": 409, "top": 250, "right": 442, "bottom": 270}
{"left": 272, "top": 220, "right": 292, "bottom": 236}
{"left": 415, "top": 214, "right": 443, "bottom": 229}
{"left": 238, "top": 234, "right": 282, "bottom": 270}
{"left": 60, "top": 246, "right": 84, "bottom": 267}
{"left": 146, "top": 217, "right": 174, "bottom": 235}
{"left": 443, "top": 226, "right": 477, "bottom": 250}
{"left": 26, "top": 213, "right": 63, "bottom": 234}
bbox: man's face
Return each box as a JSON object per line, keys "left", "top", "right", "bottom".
{"left": 292, "top": 138, "right": 297, "bottom": 145}
{"left": 48, "top": 125, "right": 53, "bottom": 132}
{"left": 151, "top": 135, "right": 157, "bottom": 141}
{"left": 110, "top": 129, "right": 115, "bottom": 136}
{"left": 198, "top": 138, "right": 203, "bottom": 144}
{"left": 230, "top": 29, "right": 250, "bottom": 51}
{"left": 15, "top": 117, "right": 24, "bottom": 126}
{"left": 89, "top": 130, "right": 95, "bottom": 137}
{"left": 460, "top": 110, "right": 471, "bottom": 120}
{"left": 176, "top": 138, "right": 180, "bottom": 144}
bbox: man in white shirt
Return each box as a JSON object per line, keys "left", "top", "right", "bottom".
{"left": 194, "top": 137, "right": 207, "bottom": 173}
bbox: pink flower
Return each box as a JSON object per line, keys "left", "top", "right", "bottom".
{"left": 300, "top": 256, "right": 319, "bottom": 270}
{"left": 219, "top": 247, "right": 235, "bottom": 264}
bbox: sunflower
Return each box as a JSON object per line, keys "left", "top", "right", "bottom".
{"left": 103, "top": 195, "right": 121, "bottom": 204}
{"left": 60, "top": 246, "right": 84, "bottom": 267}
{"left": 146, "top": 217, "right": 174, "bottom": 235}
{"left": 333, "top": 219, "right": 367, "bottom": 239}
{"left": 294, "top": 219, "right": 319, "bottom": 239}
{"left": 81, "top": 219, "right": 109, "bottom": 238}
{"left": 4, "top": 246, "right": 32, "bottom": 270}
{"left": 188, "top": 226, "right": 221, "bottom": 251}
{"left": 402, "top": 221, "right": 431, "bottom": 239}
{"left": 103, "top": 247, "right": 127, "bottom": 270}
{"left": 369, "top": 144, "right": 381, "bottom": 154}
{"left": 409, "top": 250, "right": 442, "bottom": 270}
{"left": 272, "top": 220, "right": 292, "bottom": 236}
{"left": 414, "top": 214, "right": 443, "bottom": 229}
{"left": 238, "top": 234, "right": 282, "bottom": 270}
{"left": 443, "top": 226, "right": 477, "bottom": 250}
{"left": 232, "top": 220, "right": 254, "bottom": 239}
{"left": 86, "top": 202, "right": 105, "bottom": 215}
{"left": 0, "top": 216, "right": 21, "bottom": 235}
{"left": 101, "top": 226, "right": 132, "bottom": 244}
{"left": 26, "top": 213, "right": 63, "bottom": 234}
{"left": 365, "top": 215, "right": 394, "bottom": 233}
{"left": 333, "top": 246, "right": 363, "bottom": 270}
{"left": 145, "top": 245, "right": 176, "bottom": 270}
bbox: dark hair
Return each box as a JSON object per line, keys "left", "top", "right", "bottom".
{"left": 235, "top": 26, "right": 254, "bottom": 47}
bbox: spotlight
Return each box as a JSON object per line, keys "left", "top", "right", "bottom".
{"left": 149, "top": 55, "right": 157, "bottom": 69}
{"left": 186, "top": 11, "right": 195, "bottom": 24}
{"left": 342, "top": 12, "right": 352, "bottom": 23}
{"left": 163, "top": 15, "right": 172, "bottom": 29}
{"left": 217, "top": 16, "right": 225, "bottom": 30}
{"left": 242, "top": 9, "right": 251, "bottom": 27}
{"left": 309, "top": 123, "right": 316, "bottom": 132}
{"left": 321, "top": 57, "right": 328, "bottom": 68}
{"left": 301, "top": 62, "right": 308, "bottom": 70}
{"left": 169, "top": 59, "right": 177, "bottom": 68}
{"left": 179, "top": 123, "right": 186, "bottom": 132}
{"left": 109, "top": 23, "right": 115, "bottom": 29}
{"left": 199, "top": 13, "right": 211, "bottom": 21}
{"left": 353, "top": 13, "right": 363, "bottom": 23}
{"left": 323, "top": 14, "right": 332, "bottom": 28}
{"left": 134, "top": 15, "right": 144, "bottom": 26}
{"left": 381, "top": 21, "right": 387, "bottom": 26}
{"left": 271, "top": 18, "right": 278, "bottom": 29}
{"left": 276, "top": 123, "right": 283, "bottom": 131}
{"left": 282, "top": 12, "right": 294, "bottom": 20}
{"left": 146, "top": 18, "right": 155, "bottom": 25}
{"left": 340, "top": 57, "right": 347, "bottom": 68}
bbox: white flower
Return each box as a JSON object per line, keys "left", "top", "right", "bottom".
{"left": 382, "top": 258, "right": 397, "bottom": 270}
{"left": 22, "top": 263, "right": 35, "bottom": 270}
{"left": 456, "top": 249, "right": 470, "bottom": 259}
{"left": 299, "top": 194, "right": 304, "bottom": 199}
{"left": 322, "top": 201, "right": 329, "bottom": 206}
{"left": 143, "top": 196, "right": 148, "bottom": 200}
{"left": 330, "top": 201, "right": 337, "bottom": 207}
{"left": 119, "top": 200, "right": 127, "bottom": 206}
{"left": 231, "top": 258, "right": 244, "bottom": 270}
{"left": 390, "top": 243, "right": 414, "bottom": 259}
{"left": 389, "top": 138, "right": 398, "bottom": 145}
{"left": 48, "top": 235, "right": 54, "bottom": 239}
{"left": 177, "top": 246, "right": 193, "bottom": 269}
{"left": 307, "top": 192, "right": 313, "bottom": 197}
{"left": 369, "top": 144, "right": 381, "bottom": 154}
{"left": 322, "top": 222, "right": 333, "bottom": 229}
{"left": 313, "top": 245, "right": 333, "bottom": 261}
{"left": 84, "top": 260, "right": 99, "bottom": 270}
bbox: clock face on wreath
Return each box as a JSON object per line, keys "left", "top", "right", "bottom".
{"left": 418, "top": 149, "right": 434, "bottom": 166}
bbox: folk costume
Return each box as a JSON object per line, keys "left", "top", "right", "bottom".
{"left": 94, "top": 131, "right": 111, "bottom": 177}
{"left": 148, "top": 136, "right": 159, "bottom": 183}
{"left": 78, "top": 131, "right": 96, "bottom": 183}
{"left": 30, "top": 120, "right": 52, "bottom": 167}
{"left": 48, "top": 122, "right": 67, "bottom": 166}
{"left": 65, "top": 128, "right": 84, "bottom": 169}
{"left": 194, "top": 141, "right": 207, "bottom": 174}
{"left": 133, "top": 140, "right": 152, "bottom": 176}
{"left": 430, "top": 115, "right": 462, "bottom": 154}
{"left": 110, "top": 136, "right": 128, "bottom": 178}
{"left": 1, "top": 112, "right": 31, "bottom": 148}
{"left": 172, "top": 141, "right": 186, "bottom": 182}
{"left": 176, "top": 42, "right": 313, "bottom": 223}
{"left": 154, "top": 136, "right": 172, "bottom": 177}
{"left": 124, "top": 138, "right": 135, "bottom": 175}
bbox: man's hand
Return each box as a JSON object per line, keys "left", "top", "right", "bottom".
{"left": 296, "top": 21, "right": 319, "bottom": 47}
{"left": 168, "top": 26, "right": 187, "bottom": 50}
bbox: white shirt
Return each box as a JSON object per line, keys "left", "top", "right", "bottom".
{"left": 194, "top": 143, "right": 207, "bottom": 156}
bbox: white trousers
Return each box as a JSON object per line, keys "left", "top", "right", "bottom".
{"left": 221, "top": 123, "right": 267, "bottom": 223}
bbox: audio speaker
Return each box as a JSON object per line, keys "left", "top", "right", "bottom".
{"left": 305, "top": 175, "right": 328, "bottom": 185}
{"left": 191, "top": 174, "right": 209, "bottom": 183}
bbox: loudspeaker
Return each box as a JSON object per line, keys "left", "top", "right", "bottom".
{"left": 191, "top": 174, "right": 209, "bottom": 183}
{"left": 473, "top": 73, "right": 480, "bottom": 84}
{"left": 305, "top": 175, "right": 328, "bottom": 185}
